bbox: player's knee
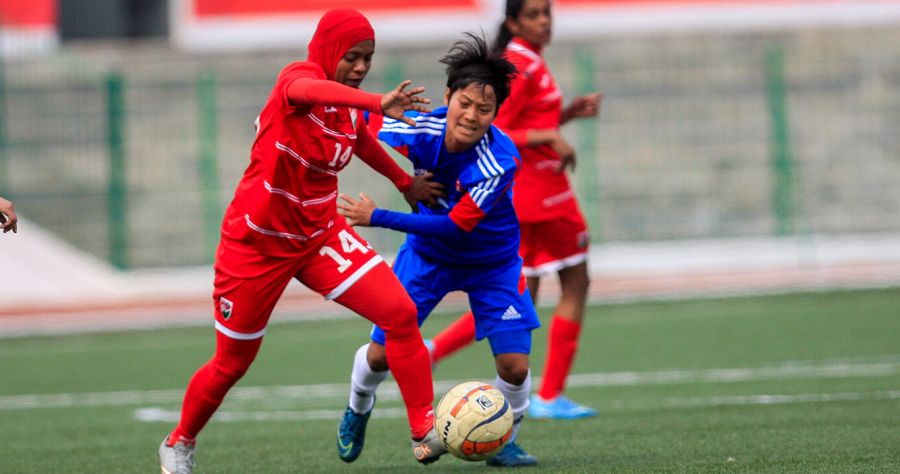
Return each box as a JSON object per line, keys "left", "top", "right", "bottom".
{"left": 495, "top": 357, "right": 530, "bottom": 386}
{"left": 498, "top": 366, "right": 529, "bottom": 386}
{"left": 366, "top": 342, "right": 389, "bottom": 371}
{"left": 561, "top": 263, "right": 590, "bottom": 298}
{"left": 379, "top": 295, "right": 418, "bottom": 337}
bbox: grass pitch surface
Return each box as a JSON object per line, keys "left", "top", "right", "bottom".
{"left": 1, "top": 288, "right": 898, "bottom": 472}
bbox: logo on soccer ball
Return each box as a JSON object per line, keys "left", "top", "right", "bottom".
{"left": 475, "top": 394, "right": 495, "bottom": 410}
{"left": 441, "top": 419, "right": 452, "bottom": 441}
{"left": 219, "top": 297, "right": 234, "bottom": 320}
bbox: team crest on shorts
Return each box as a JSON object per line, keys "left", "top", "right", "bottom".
{"left": 577, "top": 231, "right": 590, "bottom": 249}
{"left": 219, "top": 297, "right": 234, "bottom": 320}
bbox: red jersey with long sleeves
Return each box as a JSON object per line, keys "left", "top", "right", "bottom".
{"left": 496, "top": 37, "right": 579, "bottom": 223}
{"left": 221, "top": 62, "right": 405, "bottom": 257}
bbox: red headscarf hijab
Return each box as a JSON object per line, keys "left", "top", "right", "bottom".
{"left": 307, "top": 8, "right": 375, "bottom": 80}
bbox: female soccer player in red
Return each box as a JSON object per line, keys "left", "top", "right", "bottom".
{"left": 429, "top": 0, "right": 602, "bottom": 420}
{"left": 158, "top": 8, "right": 445, "bottom": 474}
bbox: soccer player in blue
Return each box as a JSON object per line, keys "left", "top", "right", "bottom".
{"left": 335, "top": 33, "right": 541, "bottom": 467}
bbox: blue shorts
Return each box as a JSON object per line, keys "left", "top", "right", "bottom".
{"left": 371, "top": 244, "right": 540, "bottom": 355}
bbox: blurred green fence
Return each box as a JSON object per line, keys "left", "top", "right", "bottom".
{"left": 1, "top": 26, "right": 898, "bottom": 269}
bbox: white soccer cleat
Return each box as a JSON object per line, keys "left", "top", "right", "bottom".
{"left": 411, "top": 427, "right": 448, "bottom": 465}
{"left": 158, "top": 435, "right": 195, "bottom": 474}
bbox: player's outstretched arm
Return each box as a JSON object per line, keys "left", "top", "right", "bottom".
{"left": 0, "top": 196, "right": 18, "bottom": 234}
{"left": 287, "top": 77, "right": 383, "bottom": 112}
{"left": 339, "top": 193, "right": 463, "bottom": 238}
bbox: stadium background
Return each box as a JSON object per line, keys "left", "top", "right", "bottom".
{"left": 0, "top": 0, "right": 897, "bottom": 269}
{"left": 0, "top": 2, "right": 898, "bottom": 472}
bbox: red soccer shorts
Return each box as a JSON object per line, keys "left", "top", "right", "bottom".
{"left": 519, "top": 211, "right": 590, "bottom": 278}
{"left": 211, "top": 222, "right": 384, "bottom": 339}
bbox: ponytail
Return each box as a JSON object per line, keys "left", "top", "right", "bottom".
{"left": 494, "top": 23, "right": 513, "bottom": 53}
{"left": 493, "top": 0, "right": 526, "bottom": 53}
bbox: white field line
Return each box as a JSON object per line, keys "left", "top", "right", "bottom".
{"left": 1, "top": 357, "right": 897, "bottom": 411}
{"left": 134, "top": 407, "right": 410, "bottom": 423}
{"left": 132, "top": 390, "right": 900, "bottom": 423}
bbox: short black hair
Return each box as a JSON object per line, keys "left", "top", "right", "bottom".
{"left": 439, "top": 32, "right": 516, "bottom": 111}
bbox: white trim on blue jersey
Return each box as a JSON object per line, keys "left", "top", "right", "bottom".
{"left": 381, "top": 115, "right": 444, "bottom": 136}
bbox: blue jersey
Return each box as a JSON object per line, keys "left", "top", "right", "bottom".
{"left": 376, "top": 107, "right": 521, "bottom": 265}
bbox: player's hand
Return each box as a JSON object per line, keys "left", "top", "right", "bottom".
{"left": 338, "top": 193, "right": 376, "bottom": 227}
{"left": 564, "top": 93, "right": 602, "bottom": 121}
{"left": 403, "top": 172, "right": 445, "bottom": 211}
{"left": 0, "top": 196, "right": 17, "bottom": 234}
{"left": 552, "top": 136, "right": 577, "bottom": 173}
{"left": 381, "top": 80, "right": 432, "bottom": 127}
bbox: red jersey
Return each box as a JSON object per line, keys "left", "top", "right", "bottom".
{"left": 496, "top": 37, "right": 579, "bottom": 223}
{"left": 221, "top": 61, "right": 410, "bottom": 257}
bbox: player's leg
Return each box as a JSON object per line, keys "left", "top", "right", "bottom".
{"left": 526, "top": 276, "right": 541, "bottom": 303}
{"left": 536, "top": 261, "right": 589, "bottom": 396}
{"left": 166, "top": 332, "right": 263, "bottom": 441}
{"left": 336, "top": 343, "right": 386, "bottom": 462}
{"left": 344, "top": 244, "right": 443, "bottom": 421}
{"left": 334, "top": 262, "right": 446, "bottom": 463}
{"left": 160, "top": 239, "right": 294, "bottom": 474}
{"left": 430, "top": 309, "right": 476, "bottom": 363}
{"left": 487, "top": 335, "right": 538, "bottom": 467}
{"left": 341, "top": 288, "right": 441, "bottom": 463}
{"left": 465, "top": 257, "right": 541, "bottom": 466}
{"left": 299, "top": 227, "right": 444, "bottom": 463}
{"left": 530, "top": 214, "right": 597, "bottom": 419}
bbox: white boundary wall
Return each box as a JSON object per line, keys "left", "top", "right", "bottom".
{"left": 170, "top": 0, "right": 900, "bottom": 52}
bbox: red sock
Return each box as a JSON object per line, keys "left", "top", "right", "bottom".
{"left": 538, "top": 316, "right": 582, "bottom": 401}
{"left": 336, "top": 263, "right": 435, "bottom": 439}
{"left": 431, "top": 311, "right": 476, "bottom": 363}
{"left": 169, "top": 331, "right": 261, "bottom": 443}
{"left": 385, "top": 333, "right": 435, "bottom": 439}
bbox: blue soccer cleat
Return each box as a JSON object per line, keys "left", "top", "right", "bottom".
{"left": 528, "top": 394, "right": 598, "bottom": 420}
{"left": 486, "top": 441, "right": 537, "bottom": 467}
{"left": 337, "top": 405, "right": 372, "bottom": 462}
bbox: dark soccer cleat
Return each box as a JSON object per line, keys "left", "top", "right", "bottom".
{"left": 337, "top": 405, "right": 372, "bottom": 462}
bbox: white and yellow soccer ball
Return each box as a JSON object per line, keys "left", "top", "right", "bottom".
{"left": 434, "top": 381, "right": 514, "bottom": 461}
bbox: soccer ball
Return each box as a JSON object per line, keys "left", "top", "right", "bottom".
{"left": 434, "top": 381, "right": 514, "bottom": 461}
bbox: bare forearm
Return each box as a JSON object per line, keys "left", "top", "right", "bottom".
{"left": 524, "top": 129, "right": 560, "bottom": 147}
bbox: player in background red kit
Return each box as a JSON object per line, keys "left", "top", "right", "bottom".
{"left": 158, "top": 9, "right": 446, "bottom": 474}
{"left": 429, "top": 0, "right": 602, "bottom": 420}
